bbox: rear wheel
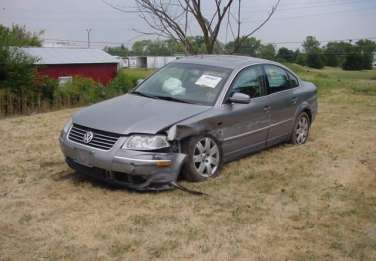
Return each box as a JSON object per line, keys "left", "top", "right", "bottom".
{"left": 182, "top": 135, "right": 222, "bottom": 182}
{"left": 291, "top": 112, "right": 311, "bottom": 145}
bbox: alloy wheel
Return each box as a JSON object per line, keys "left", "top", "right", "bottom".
{"left": 192, "top": 137, "right": 220, "bottom": 178}
{"left": 295, "top": 115, "right": 309, "bottom": 144}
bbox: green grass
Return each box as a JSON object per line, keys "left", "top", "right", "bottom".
{"left": 121, "top": 68, "right": 154, "bottom": 80}
{"left": 284, "top": 64, "right": 376, "bottom": 106}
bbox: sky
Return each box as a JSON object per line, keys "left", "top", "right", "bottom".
{"left": 0, "top": 0, "right": 375, "bottom": 50}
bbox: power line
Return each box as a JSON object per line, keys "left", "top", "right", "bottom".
{"left": 242, "top": 4, "right": 376, "bottom": 23}
{"left": 270, "top": 37, "right": 376, "bottom": 45}
{"left": 242, "top": 0, "right": 369, "bottom": 14}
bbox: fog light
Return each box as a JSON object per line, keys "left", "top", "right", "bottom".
{"left": 155, "top": 160, "right": 172, "bottom": 168}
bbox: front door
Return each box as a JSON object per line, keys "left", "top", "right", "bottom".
{"left": 221, "top": 65, "right": 271, "bottom": 159}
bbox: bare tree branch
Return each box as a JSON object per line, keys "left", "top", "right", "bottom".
{"left": 104, "top": 0, "right": 280, "bottom": 54}
{"left": 232, "top": 0, "right": 281, "bottom": 53}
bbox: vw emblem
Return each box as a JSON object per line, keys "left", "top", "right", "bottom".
{"left": 83, "top": 131, "right": 94, "bottom": 144}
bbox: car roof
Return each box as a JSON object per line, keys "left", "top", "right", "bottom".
{"left": 173, "top": 55, "right": 270, "bottom": 69}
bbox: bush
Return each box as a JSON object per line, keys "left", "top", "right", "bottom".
{"left": 306, "top": 52, "right": 324, "bottom": 69}
{"left": 296, "top": 53, "right": 306, "bottom": 66}
{"left": 54, "top": 76, "right": 105, "bottom": 106}
{"left": 33, "top": 76, "right": 58, "bottom": 104}
{"left": 107, "top": 73, "right": 134, "bottom": 95}
{"left": 52, "top": 73, "right": 138, "bottom": 108}
{"left": 342, "top": 53, "right": 363, "bottom": 71}
{"left": 0, "top": 47, "right": 38, "bottom": 115}
{"left": 0, "top": 69, "right": 143, "bottom": 117}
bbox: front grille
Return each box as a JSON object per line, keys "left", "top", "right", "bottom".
{"left": 68, "top": 124, "right": 120, "bottom": 150}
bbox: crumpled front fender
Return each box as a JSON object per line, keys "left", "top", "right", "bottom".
{"left": 166, "top": 116, "right": 225, "bottom": 142}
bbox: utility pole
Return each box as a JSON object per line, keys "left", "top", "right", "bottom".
{"left": 233, "top": 0, "right": 241, "bottom": 52}
{"left": 237, "top": 0, "right": 241, "bottom": 38}
{"left": 86, "top": 28, "right": 92, "bottom": 48}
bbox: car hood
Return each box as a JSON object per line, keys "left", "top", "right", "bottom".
{"left": 73, "top": 94, "right": 211, "bottom": 135}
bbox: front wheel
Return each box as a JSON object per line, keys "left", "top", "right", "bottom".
{"left": 291, "top": 112, "right": 311, "bottom": 145}
{"left": 182, "top": 135, "right": 223, "bottom": 182}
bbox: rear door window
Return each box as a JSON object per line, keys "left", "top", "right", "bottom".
{"left": 287, "top": 72, "right": 299, "bottom": 88}
{"left": 264, "top": 65, "right": 290, "bottom": 94}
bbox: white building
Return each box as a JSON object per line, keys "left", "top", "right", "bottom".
{"left": 146, "top": 56, "right": 181, "bottom": 69}
{"left": 113, "top": 56, "right": 128, "bottom": 69}
{"left": 124, "top": 56, "right": 183, "bottom": 69}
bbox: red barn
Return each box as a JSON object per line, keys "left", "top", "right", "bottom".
{"left": 21, "top": 47, "right": 119, "bottom": 85}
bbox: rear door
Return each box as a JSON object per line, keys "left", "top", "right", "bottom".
{"left": 221, "top": 65, "right": 271, "bottom": 159}
{"left": 263, "top": 64, "right": 300, "bottom": 146}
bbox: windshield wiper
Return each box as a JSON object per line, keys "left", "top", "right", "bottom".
{"left": 153, "top": 95, "right": 194, "bottom": 104}
{"left": 131, "top": 91, "right": 195, "bottom": 104}
{"left": 131, "top": 91, "right": 158, "bottom": 99}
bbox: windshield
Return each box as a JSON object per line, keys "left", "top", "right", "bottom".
{"left": 133, "top": 63, "right": 232, "bottom": 105}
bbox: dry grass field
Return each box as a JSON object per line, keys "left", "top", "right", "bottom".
{"left": 0, "top": 67, "right": 375, "bottom": 260}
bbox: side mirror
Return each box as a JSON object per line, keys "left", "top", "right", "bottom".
{"left": 229, "top": 92, "right": 251, "bottom": 104}
{"left": 136, "top": 79, "right": 145, "bottom": 86}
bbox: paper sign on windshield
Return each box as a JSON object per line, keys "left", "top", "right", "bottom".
{"left": 195, "top": 75, "right": 222, "bottom": 88}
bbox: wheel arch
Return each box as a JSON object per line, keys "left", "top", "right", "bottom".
{"left": 302, "top": 108, "right": 312, "bottom": 123}
{"left": 295, "top": 101, "right": 313, "bottom": 122}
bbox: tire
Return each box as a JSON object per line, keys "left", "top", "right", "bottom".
{"left": 181, "top": 135, "right": 223, "bottom": 182}
{"left": 290, "top": 112, "right": 311, "bottom": 145}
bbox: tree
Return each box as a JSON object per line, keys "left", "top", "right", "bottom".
{"left": 302, "top": 36, "right": 324, "bottom": 69}
{"left": 0, "top": 25, "right": 41, "bottom": 114}
{"left": 0, "top": 24, "right": 41, "bottom": 91}
{"left": 225, "top": 37, "right": 261, "bottom": 56}
{"left": 189, "top": 36, "right": 206, "bottom": 53}
{"left": 131, "top": 40, "right": 150, "bottom": 55}
{"left": 322, "top": 41, "right": 352, "bottom": 67}
{"left": 356, "top": 39, "right": 376, "bottom": 70}
{"left": 258, "top": 44, "right": 276, "bottom": 60}
{"left": 276, "top": 47, "right": 296, "bottom": 62}
{"left": 0, "top": 24, "right": 43, "bottom": 47}
{"left": 302, "top": 36, "right": 321, "bottom": 54}
{"left": 130, "top": 39, "right": 183, "bottom": 55}
{"left": 224, "top": 37, "right": 275, "bottom": 59}
{"left": 295, "top": 50, "right": 306, "bottom": 66}
{"left": 103, "top": 0, "right": 281, "bottom": 54}
{"left": 341, "top": 40, "right": 376, "bottom": 71}
{"left": 0, "top": 47, "right": 37, "bottom": 112}
{"left": 104, "top": 44, "right": 130, "bottom": 57}
{"left": 342, "top": 46, "right": 363, "bottom": 71}
{"left": 306, "top": 53, "right": 324, "bottom": 69}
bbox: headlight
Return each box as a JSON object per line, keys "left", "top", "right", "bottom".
{"left": 122, "top": 135, "right": 170, "bottom": 151}
{"left": 61, "top": 118, "right": 72, "bottom": 137}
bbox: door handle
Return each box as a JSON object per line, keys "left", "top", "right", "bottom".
{"left": 264, "top": 105, "right": 271, "bottom": 112}
{"left": 291, "top": 97, "right": 298, "bottom": 104}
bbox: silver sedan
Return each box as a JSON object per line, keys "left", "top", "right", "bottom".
{"left": 59, "top": 55, "right": 317, "bottom": 190}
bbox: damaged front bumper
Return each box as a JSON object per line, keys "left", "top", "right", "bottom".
{"left": 59, "top": 135, "right": 186, "bottom": 191}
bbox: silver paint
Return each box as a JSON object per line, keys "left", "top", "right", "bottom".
{"left": 60, "top": 55, "right": 318, "bottom": 190}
